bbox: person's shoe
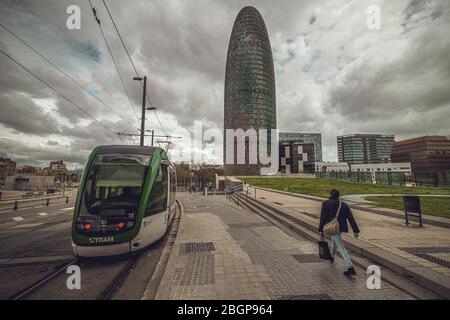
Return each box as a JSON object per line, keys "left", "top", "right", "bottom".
{"left": 343, "top": 267, "right": 356, "bottom": 277}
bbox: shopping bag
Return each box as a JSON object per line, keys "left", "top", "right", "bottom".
{"left": 318, "top": 233, "right": 332, "bottom": 260}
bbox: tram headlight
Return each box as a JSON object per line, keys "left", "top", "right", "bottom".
{"left": 116, "top": 222, "right": 125, "bottom": 229}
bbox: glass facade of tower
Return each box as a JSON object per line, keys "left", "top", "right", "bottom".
{"left": 337, "top": 134, "right": 395, "bottom": 164}
{"left": 224, "top": 6, "right": 276, "bottom": 175}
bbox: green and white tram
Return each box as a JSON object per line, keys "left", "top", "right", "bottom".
{"left": 71, "top": 145, "right": 176, "bottom": 257}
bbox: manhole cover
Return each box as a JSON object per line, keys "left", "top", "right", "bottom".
{"left": 182, "top": 242, "right": 215, "bottom": 253}
{"left": 292, "top": 254, "right": 322, "bottom": 263}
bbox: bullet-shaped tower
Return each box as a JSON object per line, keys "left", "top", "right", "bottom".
{"left": 224, "top": 6, "right": 277, "bottom": 175}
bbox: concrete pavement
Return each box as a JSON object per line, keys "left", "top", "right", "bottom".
{"left": 151, "top": 192, "right": 414, "bottom": 300}
{"left": 249, "top": 187, "right": 450, "bottom": 278}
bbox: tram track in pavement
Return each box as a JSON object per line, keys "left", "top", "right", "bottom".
{"left": 7, "top": 200, "right": 182, "bottom": 300}
{"left": 10, "top": 257, "right": 79, "bottom": 300}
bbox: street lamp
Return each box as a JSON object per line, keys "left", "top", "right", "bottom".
{"left": 145, "top": 106, "right": 157, "bottom": 146}
{"left": 133, "top": 76, "right": 147, "bottom": 146}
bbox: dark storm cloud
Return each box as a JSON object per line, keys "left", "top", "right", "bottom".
{"left": 0, "top": 93, "right": 62, "bottom": 135}
{"left": 0, "top": 0, "right": 449, "bottom": 165}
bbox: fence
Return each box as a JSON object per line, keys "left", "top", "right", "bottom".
{"left": 316, "top": 172, "right": 373, "bottom": 184}
{"left": 414, "top": 172, "right": 450, "bottom": 188}
{"left": 0, "top": 195, "right": 72, "bottom": 213}
{"left": 316, "top": 171, "right": 450, "bottom": 188}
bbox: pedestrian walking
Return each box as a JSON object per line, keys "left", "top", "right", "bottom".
{"left": 319, "top": 189, "right": 360, "bottom": 277}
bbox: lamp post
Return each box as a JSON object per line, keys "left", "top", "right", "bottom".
{"left": 133, "top": 76, "right": 146, "bottom": 146}
{"left": 146, "top": 106, "right": 156, "bottom": 146}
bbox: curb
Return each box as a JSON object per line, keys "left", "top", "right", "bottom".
{"left": 142, "top": 200, "right": 185, "bottom": 300}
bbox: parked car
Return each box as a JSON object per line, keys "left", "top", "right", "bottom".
{"left": 23, "top": 192, "right": 34, "bottom": 198}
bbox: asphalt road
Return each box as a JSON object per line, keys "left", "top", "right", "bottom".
{"left": 0, "top": 199, "right": 178, "bottom": 300}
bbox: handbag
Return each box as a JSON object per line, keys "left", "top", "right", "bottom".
{"left": 323, "top": 201, "right": 342, "bottom": 236}
{"left": 318, "top": 233, "right": 332, "bottom": 260}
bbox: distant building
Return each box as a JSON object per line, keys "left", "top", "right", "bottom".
{"left": 279, "top": 142, "right": 315, "bottom": 173}
{"left": 49, "top": 160, "right": 68, "bottom": 173}
{"left": 315, "top": 162, "right": 349, "bottom": 173}
{"left": 350, "top": 162, "right": 411, "bottom": 173}
{"left": 5, "top": 174, "right": 55, "bottom": 191}
{"left": 41, "top": 160, "right": 68, "bottom": 180}
{"left": 0, "top": 157, "right": 16, "bottom": 180}
{"left": 337, "top": 134, "right": 395, "bottom": 164}
{"left": 279, "top": 132, "right": 322, "bottom": 162}
{"left": 17, "top": 165, "right": 38, "bottom": 174}
{"left": 392, "top": 136, "right": 450, "bottom": 172}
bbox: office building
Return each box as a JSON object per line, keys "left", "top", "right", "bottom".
{"left": 223, "top": 6, "right": 276, "bottom": 175}
{"left": 337, "top": 134, "right": 395, "bottom": 164}
{"left": 392, "top": 136, "right": 450, "bottom": 172}
{"left": 279, "top": 132, "right": 322, "bottom": 162}
{"left": 279, "top": 142, "right": 315, "bottom": 173}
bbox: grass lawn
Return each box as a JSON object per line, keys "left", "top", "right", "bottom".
{"left": 365, "top": 196, "right": 450, "bottom": 219}
{"left": 240, "top": 177, "right": 450, "bottom": 218}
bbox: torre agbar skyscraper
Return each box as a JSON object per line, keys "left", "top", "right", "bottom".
{"left": 224, "top": 6, "right": 277, "bottom": 175}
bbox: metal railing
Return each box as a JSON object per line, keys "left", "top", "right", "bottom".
{"left": 316, "top": 171, "right": 450, "bottom": 188}
{"left": 0, "top": 195, "right": 73, "bottom": 212}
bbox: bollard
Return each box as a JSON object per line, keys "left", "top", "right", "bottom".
{"left": 14, "top": 201, "right": 18, "bottom": 211}
{"left": 46, "top": 198, "right": 50, "bottom": 206}
{"left": 66, "top": 196, "right": 69, "bottom": 203}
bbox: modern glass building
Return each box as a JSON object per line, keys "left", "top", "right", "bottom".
{"left": 337, "top": 134, "right": 395, "bottom": 164}
{"left": 223, "top": 6, "right": 276, "bottom": 175}
{"left": 279, "top": 132, "right": 322, "bottom": 162}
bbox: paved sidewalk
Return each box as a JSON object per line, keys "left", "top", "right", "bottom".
{"left": 154, "top": 192, "right": 413, "bottom": 300}
{"left": 249, "top": 188, "right": 450, "bottom": 278}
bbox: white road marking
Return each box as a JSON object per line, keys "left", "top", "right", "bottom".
{"left": 60, "top": 207, "right": 74, "bottom": 211}
{"left": 38, "top": 212, "right": 48, "bottom": 216}
{"left": 12, "top": 216, "right": 24, "bottom": 222}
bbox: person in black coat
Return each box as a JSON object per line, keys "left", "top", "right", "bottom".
{"left": 319, "top": 189, "right": 360, "bottom": 277}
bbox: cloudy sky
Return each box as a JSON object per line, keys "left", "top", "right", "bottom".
{"left": 0, "top": 0, "right": 449, "bottom": 168}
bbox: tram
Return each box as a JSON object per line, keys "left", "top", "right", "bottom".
{"left": 71, "top": 145, "right": 176, "bottom": 257}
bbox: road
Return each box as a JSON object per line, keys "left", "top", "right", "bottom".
{"left": 0, "top": 199, "right": 179, "bottom": 300}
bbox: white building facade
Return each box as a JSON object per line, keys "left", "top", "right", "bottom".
{"left": 349, "top": 162, "right": 411, "bottom": 173}
{"left": 315, "top": 162, "right": 349, "bottom": 172}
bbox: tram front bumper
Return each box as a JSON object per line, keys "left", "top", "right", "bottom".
{"left": 72, "top": 241, "right": 131, "bottom": 257}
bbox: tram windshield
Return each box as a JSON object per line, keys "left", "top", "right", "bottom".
{"left": 79, "top": 153, "right": 152, "bottom": 217}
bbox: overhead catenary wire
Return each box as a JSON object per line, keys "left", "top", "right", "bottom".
{"left": 102, "top": 0, "right": 168, "bottom": 137}
{"left": 0, "top": 22, "right": 140, "bottom": 133}
{"left": 0, "top": 48, "right": 115, "bottom": 134}
{"left": 88, "top": 0, "right": 140, "bottom": 124}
